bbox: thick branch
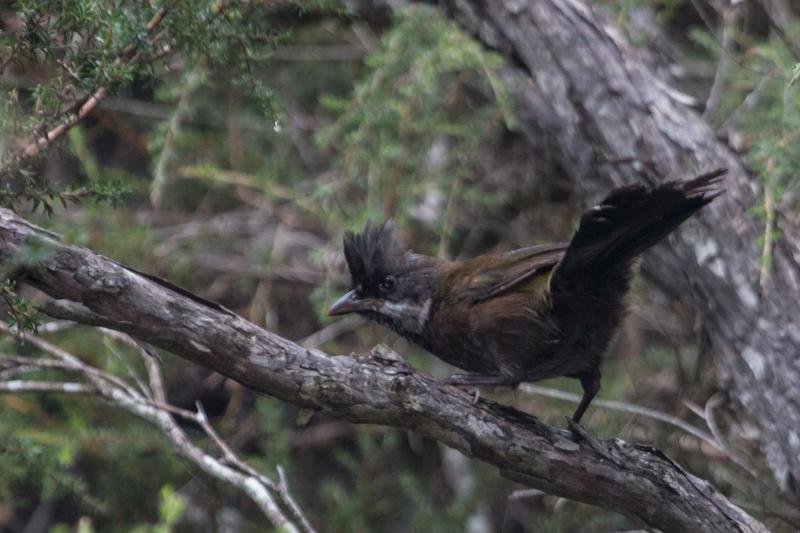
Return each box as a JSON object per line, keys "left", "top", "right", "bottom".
{"left": 0, "top": 209, "right": 766, "bottom": 532}
{"left": 421, "top": 0, "right": 800, "bottom": 498}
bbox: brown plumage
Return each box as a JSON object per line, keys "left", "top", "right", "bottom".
{"left": 329, "top": 170, "right": 725, "bottom": 423}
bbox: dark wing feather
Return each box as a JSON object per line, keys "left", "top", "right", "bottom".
{"left": 551, "top": 168, "right": 725, "bottom": 290}
{"left": 457, "top": 243, "right": 566, "bottom": 303}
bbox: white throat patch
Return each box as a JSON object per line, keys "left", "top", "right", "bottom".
{"left": 379, "top": 298, "right": 432, "bottom": 334}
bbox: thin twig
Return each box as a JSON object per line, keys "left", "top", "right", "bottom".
{"left": 703, "top": 4, "right": 740, "bottom": 122}
{"left": 519, "top": 383, "right": 755, "bottom": 476}
{"left": 759, "top": 170, "right": 776, "bottom": 295}
{"left": 0, "top": 324, "right": 308, "bottom": 532}
{"left": 276, "top": 465, "right": 318, "bottom": 533}
{"left": 520, "top": 384, "right": 712, "bottom": 440}
{"left": 129, "top": 335, "right": 316, "bottom": 533}
{"left": 150, "top": 70, "right": 203, "bottom": 208}
{"left": 523, "top": 380, "right": 757, "bottom": 477}
{"left": 299, "top": 317, "right": 359, "bottom": 348}
{"left": 703, "top": 393, "right": 757, "bottom": 477}
{"left": 103, "top": 337, "right": 152, "bottom": 398}
{"left": 37, "top": 320, "right": 80, "bottom": 334}
{"left": 193, "top": 401, "right": 275, "bottom": 490}
{"left": 0, "top": 322, "right": 143, "bottom": 399}
{"left": 687, "top": 0, "right": 770, "bottom": 77}
{"left": 0, "top": 380, "right": 94, "bottom": 394}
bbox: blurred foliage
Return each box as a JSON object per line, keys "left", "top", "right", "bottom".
{"left": 683, "top": 6, "right": 800, "bottom": 279}
{"left": 689, "top": 23, "right": 800, "bottom": 208}
{"left": 316, "top": 6, "right": 512, "bottom": 230}
{"left": 0, "top": 0, "right": 333, "bottom": 213}
{"left": 1, "top": 0, "right": 800, "bottom": 532}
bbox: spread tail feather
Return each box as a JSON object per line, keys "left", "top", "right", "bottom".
{"left": 553, "top": 169, "right": 726, "bottom": 288}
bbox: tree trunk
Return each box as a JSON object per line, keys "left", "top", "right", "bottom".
{"left": 422, "top": 0, "right": 800, "bottom": 500}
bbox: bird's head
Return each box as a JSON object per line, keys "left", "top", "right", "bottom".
{"left": 328, "top": 221, "right": 439, "bottom": 339}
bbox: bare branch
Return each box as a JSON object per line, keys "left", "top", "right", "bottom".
{"left": 521, "top": 384, "right": 718, "bottom": 449}
{"left": 98, "top": 329, "right": 316, "bottom": 533}
{"left": 0, "top": 380, "right": 93, "bottom": 394}
{"left": 0, "top": 322, "right": 309, "bottom": 533}
{"left": 520, "top": 384, "right": 756, "bottom": 476}
{"left": 276, "top": 465, "right": 318, "bottom": 533}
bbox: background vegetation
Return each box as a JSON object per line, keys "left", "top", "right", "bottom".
{"left": 1, "top": 0, "right": 799, "bottom": 531}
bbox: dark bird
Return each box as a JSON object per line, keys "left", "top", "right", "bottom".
{"left": 329, "top": 170, "right": 725, "bottom": 423}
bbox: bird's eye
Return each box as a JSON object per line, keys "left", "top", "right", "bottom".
{"left": 378, "top": 275, "right": 396, "bottom": 291}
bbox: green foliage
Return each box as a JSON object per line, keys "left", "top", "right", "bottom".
{"left": 0, "top": 0, "right": 336, "bottom": 213}
{"left": 0, "top": 279, "right": 39, "bottom": 333}
{"left": 129, "top": 485, "right": 187, "bottom": 533}
{"left": 317, "top": 6, "right": 509, "bottom": 231}
{"left": 789, "top": 63, "right": 800, "bottom": 88}
{"left": 0, "top": 429, "right": 105, "bottom": 516}
{"left": 317, "top": 429, "right": 476, "bottom": 532}
{"left": 600, "top": 0, "right": 684, "bottom": 32}
{"left": 677, "top": 7, "right": 799, "bottom": 288}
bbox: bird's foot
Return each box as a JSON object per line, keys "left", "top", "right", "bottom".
{"left": 447, "top": 373, "right": 517, "bottom": 387}
{"left": 470, "top": 388, "right": 480, "bottom": 404}
{"left": 451, "top": 385, "right": 481, "bottom": 404}
{"left": 566, "top": 417, "right": 594, "bottom": 443}
{"left": 566, "top": 418, "right": 622, "bottom": 466}
{"left": 448, "top": 374, "right": 521, "bottom": 404}
{"left": 446, "top": 376, "right": 481, "bottom": 404}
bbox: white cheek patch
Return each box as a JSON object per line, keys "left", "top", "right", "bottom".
{"left": 379, "top": 298, "right": 432, "bottom": 334}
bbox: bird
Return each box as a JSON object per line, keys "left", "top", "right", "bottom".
{"left": 328, "top": 169, "right": 725, "bottom": 423}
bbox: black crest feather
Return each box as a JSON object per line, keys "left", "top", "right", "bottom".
{"left": 342, "top": 220, "right": 399, "bottom": 287}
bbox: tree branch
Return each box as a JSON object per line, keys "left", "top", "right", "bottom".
{"left": 0, "top": 208, "right": 767, "bottom": 532}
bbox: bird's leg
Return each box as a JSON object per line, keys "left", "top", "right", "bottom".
{"left": 566, "top": 416, "right": 623, "bottom": 467}
{"left": 570, "top": 368, "right": 601, "bottom": 424}
{"left": 447, "top": 374, "right": 520, "bottom": 404}
{"left": 447, "top": 373, "right": 520, "bottom": 387}
{"left": 565, "top": 368, "right": 623, "bottom": 465}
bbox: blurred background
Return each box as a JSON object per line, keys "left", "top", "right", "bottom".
{"left": 1, "top": 0, "right": 799, "bottom": 531}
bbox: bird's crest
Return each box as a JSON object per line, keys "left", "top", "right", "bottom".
{"left": 342, "top": 220, "right": 400, "bottom": 288}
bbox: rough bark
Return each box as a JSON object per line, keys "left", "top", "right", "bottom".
{"left": 0, "top": 209, "right": 768, "bottom": 532}
{"left": 422, "top": 0, "right": 800, "bottom": 499}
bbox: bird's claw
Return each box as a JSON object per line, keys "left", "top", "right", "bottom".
{"left": 453, "top": 384, "right": 481, "bottom": 404}
{"left": 447, "top": 373, "right": 475, "bottom": 386}
{"left": 447, "top": 375, "right": 481, "bottom": 404}
{"left": 566, "top": 417, "right": 622, "bottom": 466}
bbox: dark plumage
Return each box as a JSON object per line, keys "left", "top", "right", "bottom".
{"left": 329, "top": 170, "right": 725, "bottom": 422}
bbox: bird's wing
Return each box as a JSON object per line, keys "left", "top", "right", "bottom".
{"left": 549, "top": 168, "right": 725, "bottom": 294}
{"left": 457, "top": 243, "right": 567, "bottom": 303}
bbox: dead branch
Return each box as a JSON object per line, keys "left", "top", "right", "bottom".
{"left": 0, "top": 320, "right": 315, "bottom": 533}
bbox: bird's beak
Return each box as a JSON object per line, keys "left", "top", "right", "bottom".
{"left": 328, "top": 290, "right": 373, "bottom": 316}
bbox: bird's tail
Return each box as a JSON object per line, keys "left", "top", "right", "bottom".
{"left": 552, "top": 169, "right": 725, "bottom": 292}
